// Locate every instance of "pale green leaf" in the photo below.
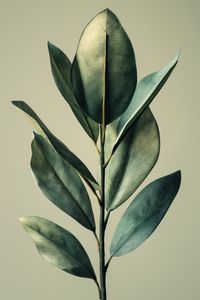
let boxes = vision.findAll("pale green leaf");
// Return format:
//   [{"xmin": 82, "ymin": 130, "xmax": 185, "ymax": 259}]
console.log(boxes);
[
  {"xmin": 113, "ymin": 53, "xmax": 179, "ymax": 154},
  {"xmin": 105, "ymin": 108, "xmax": 160, "ymax": 211},
  {"xmin": 20, "ymin": 216, "xmax": 96, "ymax": 279},
  {"xmin": 110, "ymin": 171, "xmax": 181, "ymax": 257},
  {"xmin": 31, "ymin": 133, "xmax": 95, "ymax": 231},
  {"xmin": 48, "ymin": 42, "xmax": 99, "ymax": 142},
  {"xmin": 71, "ymin": 9, "xmax": 137, "ymax": 124},
  {"xmin": 12, "ymin": 101, "xmax": 99, "ymax": 191}
]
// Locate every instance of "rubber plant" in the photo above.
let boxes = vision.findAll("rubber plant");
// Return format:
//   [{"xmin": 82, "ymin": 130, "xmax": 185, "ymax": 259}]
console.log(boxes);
[{"xmin": 12, "ymin": 9, "xmax": 181, "ymax": 300}]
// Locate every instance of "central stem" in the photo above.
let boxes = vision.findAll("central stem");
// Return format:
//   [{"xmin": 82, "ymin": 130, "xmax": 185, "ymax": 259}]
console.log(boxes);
[{"xmin": 99, "ymin": 124, "xmax": 106, "ymax": 300}]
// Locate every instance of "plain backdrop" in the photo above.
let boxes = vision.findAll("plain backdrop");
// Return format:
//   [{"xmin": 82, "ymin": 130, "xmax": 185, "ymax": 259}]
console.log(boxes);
[{"xmin": 1, "ymin": 0, "xmax": 199, "ymax": 299}]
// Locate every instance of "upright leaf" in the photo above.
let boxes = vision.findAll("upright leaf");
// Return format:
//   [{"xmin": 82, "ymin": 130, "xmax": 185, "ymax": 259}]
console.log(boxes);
[
  {"xmin": 110, "ymin": 171, "xmax": 181, "ymax": 257},
  {"xmin": 31, "ymin": 133, "xmax": 95, "ymax": 232},
  {"xmin": 12, "ymin": 101, "xmax": 99, "ymax": 191},
  {"xmin": 112, "ymin": 53, "xmax": 179, "ymax": 154},
  {"xmin": 105, "ymin": 108, "xmax": 160, "ymax": 211},
  {"xmin": 71, "ymin": 8, "xmax": 137, "ymax": 124},
  {"xmin": 20, "ymin": 216, "xmax": 96, "ymax": 279},
  {"xmin": 48, "ymin": 42, "xmax": 99, "ymax": 142}
]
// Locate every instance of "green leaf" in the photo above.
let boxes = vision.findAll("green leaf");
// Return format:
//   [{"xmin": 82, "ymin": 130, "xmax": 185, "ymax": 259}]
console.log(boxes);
[
  {"xmin": 48, "ymin": 42, "xmax": 99, "ymax": 142},
  {"xmin": 12, "ymin": 101, "xmax": 99, "ymax": 191},
  {"xmin": 71, "ymin": 9, "xmax": 137, "ymax": 124},
  {"xmin": 31, "ymin": 133, "xmax": 95, "ymax": 232},
  {"xmin": 20, "ymin": 216, "xmax": 96, "ymax": 279},
  {"xmin": 105, "ymin": 108, "xmax": 160, "ymax": 211},
  {"xmin": 112, "ymin": 53, "xmax": 179, "ymax": 154},
  {"xmin": 110, "ymin": 171, "xmax": 181, "ymax": 257}
]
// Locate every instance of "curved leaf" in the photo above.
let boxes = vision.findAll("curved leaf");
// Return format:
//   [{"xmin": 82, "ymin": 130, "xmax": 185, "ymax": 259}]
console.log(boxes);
[
  {"xmin": 71, "ymin": 8, "xmax": 137, "ymax": 124},
  {"xmin": 20, "ymin": 216, "xmax": 96, "ymax": 279},
  {"xmin": 48, "ymin": 42, "xmax": 99, "ymax": 142},
  {"xmin": 110, "ymin": 171, "xmax": 181, "ymax": 257},
  {"xmin": 31, "ymin": 133, "xmax": 95, "ymax": 232},
  {"xmin": 112, "ymin": 53, "xmax": 179, "ymax": 154},
  {"xmin": 105, "ymin": 108, "xmax": 160, "ymax": 211},
  {"xmin": 12, "ymin": 101, "xmax": 99, "ymax": 191}
]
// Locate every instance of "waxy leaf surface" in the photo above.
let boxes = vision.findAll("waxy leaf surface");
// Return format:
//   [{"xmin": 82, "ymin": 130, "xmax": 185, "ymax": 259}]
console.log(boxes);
[
  {"xmin": 110, "ymin": 171, "xmax": 181, "ymax": 257},
  {"xmin": 20, "ymin": 216, "xmax": 96, "ymax": 279},
  {"xmin": 113, "ymin": 53, "xmax": 179, "ymax": 154},
  {"xmin": 12, "ymin": 101, "xmax": 99, "ymax": 191},
  {"xmin": 105, "ymin": 108, "xmax": 160, "ymax": 211},
  {"xmin": 31, "ymin": 133, "xmax": 95, "ymax": 231},
  {"xmin": 71, "ymin": 9, "xmax": 137, "ymax": 124},
  {"xmin": 48, "ymin": 42, "xmax": 99, "ymax": 142}
]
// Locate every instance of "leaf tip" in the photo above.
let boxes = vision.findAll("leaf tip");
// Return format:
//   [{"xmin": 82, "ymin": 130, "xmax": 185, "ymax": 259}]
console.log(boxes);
[
  {"xmin": 11, "ymin": 100, "xmax": 27, "ymax": 110},
  {"xmin": 167, "ymin": 169, "xmax": 181, "ymax": 197},
  {"xmin": 100, "ymin": 8, "xmax": 115, "ymax": 18},
  {"xmin": 175, "ymin": 169, "xmax": 181, "ymax": 184},
  {"xmin": 32, "ymin": 131, "xmax": 38, "ymax": 138},
  {"xmin": 105, "ymin": 8, "xmax": 112, "ymax": 13},
  {"xmin": 19, "ymin": 216, "xmax": 26, "ymax": 225},
  {"xmin": 172, "ymin": 51, "xmax": 181, "ymax": 66},
  {"xmin": 47, "ymin": 41, "xmax": 54, "ymax": 51},
  {"xmin": 32, "ymin": 131, "xmax": 44, "ymax": 144},
  {"xmin": 11, "ymin": 100, "xmax": 20, "ymax": 107},
  {"xmin": 177, "ymin": 49, "xmax": 181, "ymax": 60}
]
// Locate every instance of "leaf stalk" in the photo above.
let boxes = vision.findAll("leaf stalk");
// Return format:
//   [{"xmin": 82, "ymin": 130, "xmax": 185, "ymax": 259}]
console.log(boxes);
[
  {"xmin": 105, "ymin": 256, "xmax": 112, "ymax": 273},
  {"xmin": 104, "ymin": 211, "xmax": 110, "ymax": 230}
]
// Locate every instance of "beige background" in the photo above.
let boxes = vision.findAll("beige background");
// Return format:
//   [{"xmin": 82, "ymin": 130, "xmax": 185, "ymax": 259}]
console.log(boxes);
[{"xmin": 1, "ymin": 0, "xmax": 199, "ymax": 299}]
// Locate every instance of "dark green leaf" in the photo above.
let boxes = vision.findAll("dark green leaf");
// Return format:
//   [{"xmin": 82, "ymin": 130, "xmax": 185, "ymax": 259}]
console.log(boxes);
[
  {"xmin": 48, "ymin": 42, "xmax": 99, "ymax": 142},
  {"xmin": 113, "ymin": 53, "xmax": 179, "ymax": 154},
  {"xmin": 71, "ymin": 9, "xmax": 137, "ymax": 124},
  {"xmin": 31, "ymin": 133, "xmax": 95, "ymax": 231},
  {"xmin": 105, "ymin": 108, "xmax": 160, "ymax": 211},
  {"xmin": 20, "ymin": 216, "xmax": 96, "ymax": 279},
  {"xmin": 12, "ymin": 101, "xmax": 99, "ymax": 191},
  {"xmin": 110, "ymin": 171, "xmax": 181, "ymax": 257}
]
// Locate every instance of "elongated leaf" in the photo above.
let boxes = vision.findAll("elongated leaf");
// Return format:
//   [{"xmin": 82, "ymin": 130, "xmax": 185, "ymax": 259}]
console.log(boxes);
[
  {"xmin": 105, "ymin": 108, "xmax": 160, "ymax": 211},
  {"xmin": 48, "ymin": 42, "xmax": 99, "ymax": 142},
  {"xmin": 112, "ymin": 53, "xmax": 179, "ymax": 154},
  {"xmin": 20, "ymin": 216, "xmax": 96, "ymax": 279},
  {"xmin": 12, "ymin": 101, "xmax": 99, "ymax": 191},
  {"xmin": 110, "ymin": 171, "xmax": 181, "ymax": 257},
  {"xmin": 71, "ymin": 9, "xmax": 137, "ymax": 124},
  {"xmin": 31, "ymin": 133, "xmax": 95, "ymax": 231}
]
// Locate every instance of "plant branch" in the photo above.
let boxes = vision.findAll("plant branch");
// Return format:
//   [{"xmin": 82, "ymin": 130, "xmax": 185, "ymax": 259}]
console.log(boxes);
[
  {"xmin": 95, "ymin": 143, "xmax": 101, "ymax": 155},
  {"xmin": 104, "ymin": 211, "xmax": 110, "ymax": 230},
  {"xmin": 99, "ymin": 124, "xmax": 107, "ymax": 300},
  {"xmin": 105, "ymin": 256, "xmax": 112, "ymax": 273},
  {"xmin": 103, "ymin": 153, "xmax": 112, "ymax": 169},
  {"xmin": 94, "ymin": 191, "xmax": 101, "ymax": 206},
  {"xmin": 84, "ymin": 179, "xmax": 101, "ymax": 206},
  {"xmin": 93, "ymin": 231, "xmax": 100, "ymax": 250}
]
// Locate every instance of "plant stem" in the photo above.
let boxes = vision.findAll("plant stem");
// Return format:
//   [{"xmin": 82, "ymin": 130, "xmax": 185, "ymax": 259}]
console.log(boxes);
[{"xmin": 99, "ymin": 124, "xmax": 107, "ymax": 300}]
